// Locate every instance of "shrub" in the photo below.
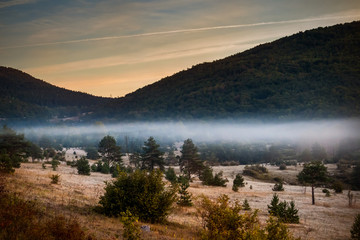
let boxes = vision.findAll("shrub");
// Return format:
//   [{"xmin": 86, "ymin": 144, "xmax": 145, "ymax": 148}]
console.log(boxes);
[
  {"xmin": 272, "ymin": 182, "xmax": 285, "ymax": 191},
  {"xmin": 268, "ymin": 194, "xmax": 299, "ymax": 224},
  {"xmin": 332, "ymin": 181, "xmax": 343, "ymax": 193},
  {"xmin": 77, "ymin": 157, "xmax": 90, "ymax": 175},
  {"xmin": 242, "ymin": 165, "xmax": 269, "ymax": 180},
  {"xmin": 242, "ymin": 199, "xmax": 251, "ymax": 210},
  {"xmin": 51, "ymin": 159, "xmax": 60, "ymax": 171},
  {"xmin": 322, "ymin": 188, "xmax": 331, "ymax": 197},
  {"xmin": 101, "ymin": 162, "xmax": 110, "ymax": 174},
  {"xmin": 120, "ymin": 210, "xmax": 142, "ymax": 240},
  {"xmin": 200, "ymin": 166, "xmax": 228, "ymax": 187},
  {"xmin": 50, "ymin": 174, "xmax": 60, "ymax": 184},
  {"xmin": 232, "ymin": 173, "xmax": 245, "ymax": 192},
  {"xmin": 198, "ymin": 194, "xmax": 297, "ymax": 240},
  {"xmin": 177, "ymin": 177, "xmax": 192, "ymax": 206},
  {"xmin": 99, "ymin": 169, "xmax": 176, "ymax": 223},
  {"xmin": 165, "ymin": 167, "xmax": 177, "ymax": 184},
  {"xmin": 351, "ymin": 214, "xmax": 360, "ymax": 239},
  {"xmin": 279, "ymin": 164, "xmax": 287, "ymax": 170},
  {"xmin": 42, "ymin": 162, "xmax": 46, "ymax": 169}
]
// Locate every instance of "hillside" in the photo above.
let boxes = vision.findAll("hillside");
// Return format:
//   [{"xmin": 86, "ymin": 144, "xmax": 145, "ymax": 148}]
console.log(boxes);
[
  {"xmin": 103, "ymin": 21, "xmax": 360, "ymax": 120},
  {"xmin": 0, "ymin": 67, "xmax": 111, "ymax": 121},
  {"xmin": 1, "ymin": 21, "xmax": 360, "ymax": 122}
]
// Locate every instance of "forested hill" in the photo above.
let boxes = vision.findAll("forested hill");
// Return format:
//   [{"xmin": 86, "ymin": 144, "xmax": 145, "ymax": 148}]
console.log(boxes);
[
  {"xmin": 102, "ymin": 21, "xmax": 360, "ymax": 120},
  {"xmin": 0, "ymin": 67, "xmax": 110, "ymax": 120}
]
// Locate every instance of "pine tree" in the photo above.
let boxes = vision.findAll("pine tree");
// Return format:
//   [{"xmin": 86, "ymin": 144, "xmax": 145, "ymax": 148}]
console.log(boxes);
[
  {"xmin": 141, "ymin": 137, "xmax": 164, "ymax": 171},
  {"xmin": 179, "ymin": 139, "xmax": 204, "ymax": 179}
]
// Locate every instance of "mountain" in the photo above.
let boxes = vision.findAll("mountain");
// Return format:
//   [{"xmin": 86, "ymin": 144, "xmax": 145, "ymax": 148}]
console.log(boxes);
[
  {"xmin": 0, "ymin": 67, "xmax": 110, "ymax": 121},
  {"xmin": 102, "ymin": 21, "xmax": 360, "ymax": 120},
  {"xmin": 1, "ymin": 21, "xmax": 360, "ymax": 123}
]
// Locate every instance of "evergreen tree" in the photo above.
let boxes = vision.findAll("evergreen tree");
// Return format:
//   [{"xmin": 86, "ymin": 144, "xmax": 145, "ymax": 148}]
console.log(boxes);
[
  {"xmin": 77, "ymin": 157, "xmax": 91, "ymax": 175},
  {"xmin": 177, "ymin": 177, "xmax": 193, "ymax": 206},
  {"xmin": 141, "ymin": 137, "xmax": 165, "ymax": 171},
  {"xmin": 232, "ymin": 173, "xmax": 245, "ymax": 192},
  {"xmin": 179, "ymin": 139, "xmax": 204, "ymax": 179},
  {"xmin": 297, "ymin": 161, "xmax": 328, "ymax": 205},
  {"xmin": 98, "ymin": 135, "xmax": 122, "ymax": 166}
]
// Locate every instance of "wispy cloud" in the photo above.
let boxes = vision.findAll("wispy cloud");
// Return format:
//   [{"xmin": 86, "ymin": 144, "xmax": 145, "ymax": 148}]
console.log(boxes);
[
  {"xmin": 0, "ymin": 0, "xmax": 36, "ymax": 9},
  {"xmin": 2, "ymin": 14, "xmax": 359, "ymax": 50}
]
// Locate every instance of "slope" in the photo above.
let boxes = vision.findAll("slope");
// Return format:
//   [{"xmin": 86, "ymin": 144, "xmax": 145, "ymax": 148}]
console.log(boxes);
[
  {"xmin": 0, "ymin": 66, "xmax": 110, "ymax": 121},
  {"xmin": 105, "ymin": 21, "xmax": 360, "ymax": 120}
]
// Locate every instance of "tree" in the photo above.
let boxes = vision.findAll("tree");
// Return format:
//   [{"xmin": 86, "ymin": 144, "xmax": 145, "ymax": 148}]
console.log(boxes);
[
  {"xmin": 0, "ymin": 126, "xmax": 30, "ymax": 172},
  {"xmin": 140, "ymin": 137, "xmax": 164, "ymax": 171},
  {"xmin": 297, "ymin": 161, "xmax": 328, "ymax": 205},
  {"xmin": 77, "ymin": 157, "xmax": 90, "ymax": 175},
  {"xmin": 179, "ymin": 139, "xmax": 204, "ymax": 179},
  {"xmin": 232, "ymin": 173, "xmax": 245, "ymax": 192},
  {"xmin": 85, "ymin": 147, "xmax": 99, "ymax": 160},
  {"xmin": 177, "ymin": 176, "xmax": 193, "ymax": 206},
  {"xmin": 99, "ymin": 169, "xmax": 176, "ymax": 223},
  {"xmin": 268, "ymin": 194, "xmax": 299, "ymax": 224},
  {"xmin": 98, "ymin": 135, "xmax": 122, "ymax": 166}
]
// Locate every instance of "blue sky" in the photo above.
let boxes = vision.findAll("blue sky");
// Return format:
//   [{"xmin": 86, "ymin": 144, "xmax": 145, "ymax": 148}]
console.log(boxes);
[{"xmin": 1, "ymin": 0, "xmax": 360, "ymax": 97}]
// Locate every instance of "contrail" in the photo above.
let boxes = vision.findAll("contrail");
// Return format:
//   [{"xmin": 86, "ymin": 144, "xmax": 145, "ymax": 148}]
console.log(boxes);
[{"xmin": 1, "ymin": 15, "xmax": 358, "ymax": 50}]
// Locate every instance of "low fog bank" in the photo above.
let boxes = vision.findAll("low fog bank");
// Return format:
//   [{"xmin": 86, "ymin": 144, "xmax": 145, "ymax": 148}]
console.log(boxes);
[{"xmin": 17, "ymin": 118, "xmax": 360, "ymax": 146}]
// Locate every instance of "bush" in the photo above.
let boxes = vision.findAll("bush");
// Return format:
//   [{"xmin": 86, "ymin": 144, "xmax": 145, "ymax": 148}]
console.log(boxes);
[
  {"xmin": 322, "ymin": 188, "xmax": 331, "ymax": 197},
  {"xmin": 272, "ymin": 182, "xmax": 284, "ymax": 191},
  {"xmin": 77, "ymin": 157, "xmax": 90, "ymax": 175},
  {"xmin": 232, "ymin": 173, "xmax": 245, "ymax": 192},
  {"xmin": 165, "ymin": 167, "xmax": 177, "ymax": 184},
  {"xmin": 279, "ymin": 164, "xmax": 287, "ymax": 170},
  {"xmin": 177, "ymin": 177, "xmax": 192, "ymax": 206},
  {"xmin": 50, "ymin": 174, "xmax": 60, "ymax": 184},
  {"xmin": 99, "ymin": 169, "xmax": 176, "ymax": 223},
  {"xmin": 198, "ymin": 194, "xmax": 297, "ymax": 240},
  {"xmin": 351, "ymin": 214, "xmax": 360, "ymax": 239},
  {"xmin": 242, "ymin": 199, "xmax": 251, "ymax": 210},
  {"xmin": 101, "ymin": 162, "xmax": 110, "ymax": 174},
  {"xmin": 51, "ymin": 159, "xmax": 60, "ymax": 171},
  {"xmin": 120, "ymin": 210, "xmax": 141, "ymax": 240},
  {"xmin": 268, "ymin": 194, "xmax": 299, "ymax": 224},
  {"xmin": 332, "ymin": 181, "xmax": 343, "ymax": 193},
  {"xmin": 242, "ymin": 165, "xmax": 269, "ymax": 180},
  {"xmin": 200, "ymin": 166, "xmax": 228, "ymax": 187}
]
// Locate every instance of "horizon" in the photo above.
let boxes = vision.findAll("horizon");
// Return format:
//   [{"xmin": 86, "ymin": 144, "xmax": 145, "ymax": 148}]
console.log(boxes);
[{"xmin": 1, "ymin": 1, "xmax": 360, "ymax": 97}]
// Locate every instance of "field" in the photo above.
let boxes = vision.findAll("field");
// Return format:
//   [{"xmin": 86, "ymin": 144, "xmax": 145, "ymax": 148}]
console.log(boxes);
[{"xmin": 4, "ymin": 160, "xmax": 360, "ymax": 240}]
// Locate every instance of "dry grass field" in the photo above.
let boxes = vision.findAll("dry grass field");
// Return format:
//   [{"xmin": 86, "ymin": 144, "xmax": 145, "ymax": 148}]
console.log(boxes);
[{"xmin": 4, "ymin": 162, "xmax": 360, "ymax": 240}]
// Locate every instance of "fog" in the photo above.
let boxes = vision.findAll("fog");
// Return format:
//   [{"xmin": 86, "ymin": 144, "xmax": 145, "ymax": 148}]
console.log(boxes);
[{"xmin": 17, "ymin": 118, "xmax": 360, "ymax": 146}]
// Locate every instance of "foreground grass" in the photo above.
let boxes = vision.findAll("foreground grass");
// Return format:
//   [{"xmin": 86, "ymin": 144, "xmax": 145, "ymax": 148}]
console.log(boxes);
[{"xmin": 1, "ymin": 163, "xmax": 359, "ymax": 239}]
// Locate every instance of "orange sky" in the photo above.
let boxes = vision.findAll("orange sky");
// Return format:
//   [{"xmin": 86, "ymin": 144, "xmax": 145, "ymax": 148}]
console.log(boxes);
[{"xmin": 1, "ymin": 0, "xmax": 360, "ymax": 97}]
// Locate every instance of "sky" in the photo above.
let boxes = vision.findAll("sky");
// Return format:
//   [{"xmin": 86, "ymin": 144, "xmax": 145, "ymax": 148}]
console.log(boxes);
[{"xmin": 1, "ymin": 0, "xmax": 360, "ymax": 98}]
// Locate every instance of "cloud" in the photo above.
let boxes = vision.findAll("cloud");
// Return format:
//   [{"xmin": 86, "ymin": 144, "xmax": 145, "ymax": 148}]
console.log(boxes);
[
  {"xmin": 0, "ymin": 0, "xmax": 36, "ymax": 8},
  {"xmin": 2, "ymin": 14, "xmax": 359, "ymax": 50}
]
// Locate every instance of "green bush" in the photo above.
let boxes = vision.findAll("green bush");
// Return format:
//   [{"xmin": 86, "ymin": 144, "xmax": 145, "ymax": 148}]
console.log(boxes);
[
  {"xmin": 120, "ymin": 210, "xmax": 142, "ymax": 240},
  {"xmin": 332, "ymin": 181, "xmax": 343, "ymax": 193},
  {"xmin": 232, "ymin": 173, "xmax": 245, "ymax": 192},
  {"xmin": 200, "ymin": 166, "xmax": 228, "ymax": 187},
  {"xmin": 322, "ymin": 188, "xmax": 331, "ymax": 197},
  {"xmin": 51, "ymin": 159, "xmax": 60, "ymax": 171},
  {"xmin": 165, "ymin": 167, "xmax": 177, "ymax": 184},
  {"xmin": 279, "ymin": 164, "xmax": 287, "ymax": 170},
  {"xmin": 99, "ymin": 169, "xmax": 176, "ymax": 223},
  {"xmin": 268, "ymin": 194, "xmax": 299, "ymax": 224},
  {"xmin": 198, "ymin": 194, "xmax": 297, "ymax": 240},
  {"xmin": 177, "ymin": 177, "xmax": 192, "ymax": 206},
  {"xmin": 351, "ymin": 214, "xmax": 360, "ymax": 239},
  {"xmin": 77, "ymin": 157, "xmax": 90, "ymax": 175},
  {"xmin": 272, "ymin": 182, "xmax": 284, "ymax": 191},
  {"xmin": 50, "ymin": 174, "xmax": 60, "ymax": 184},
  {"xmin": 242, "ymin": 199, "xmax": 251, "ymax": 210}
]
